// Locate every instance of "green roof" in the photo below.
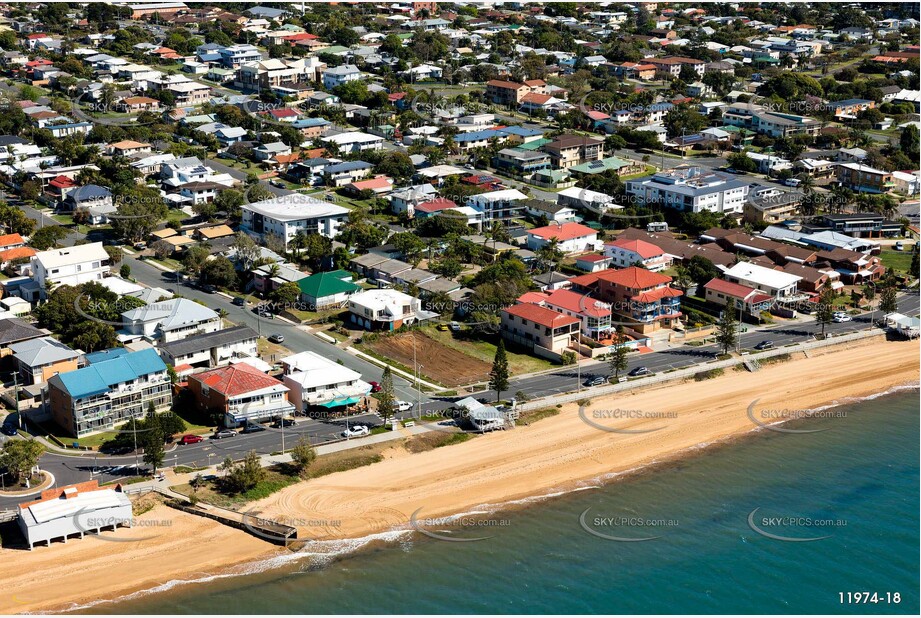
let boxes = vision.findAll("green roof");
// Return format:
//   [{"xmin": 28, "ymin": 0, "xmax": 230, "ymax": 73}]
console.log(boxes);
[
  {"xmin": 532, "ymin": 169, "xmax": 571, "ymax": 182},
  {"xmin": 397, "ymin": 33, "xmax": 414, "ymax": 40},
  {"xmin": 569, "ymin": 156, "xmax": 633, "ymax": 175},
  {"xmin": 297, "ymin": 270, "xmax": 360, "ymax": 299},
  {"xmin": 324, "ymin": 45, "xmax": 350, "ymax": 54},
  {"xmin": 515, "ymin": 138, "xmax": 552, "ymax": 151}
]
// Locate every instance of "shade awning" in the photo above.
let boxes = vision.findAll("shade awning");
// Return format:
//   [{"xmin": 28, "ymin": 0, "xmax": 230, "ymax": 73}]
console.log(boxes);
[{"xmin": 319, "ymin": 396, "xmax": 362, "ymax": 408}]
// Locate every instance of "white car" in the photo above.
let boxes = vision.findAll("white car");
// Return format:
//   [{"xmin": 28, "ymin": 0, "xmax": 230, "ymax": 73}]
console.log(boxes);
[
  {"xmin": 833, "ymin": 314, "xmax": 852, "ymax": 323},
  {"xmin": 396, "ymin": 400, "xmax": 413, "ymax": 412},
  {"xmin": 341, "ymin": 425, "xmax": 370, "ymax": 438}
]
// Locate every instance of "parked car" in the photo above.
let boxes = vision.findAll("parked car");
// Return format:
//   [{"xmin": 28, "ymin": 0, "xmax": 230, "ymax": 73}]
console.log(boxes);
[
  {"xmin": 628, "ymin": 366, "xmax": 652, "ymax": 377},
  {"xmin": 369, "ymin": 381, "xmax": 382, "ymax": 393},
  {"xmin": 341, "ymin": 425, "xmax": 370, "ymax": 438},
  {"xmin": 268, "ymin": 333, "xmax": 285, "ymax": 344},
  {"xmin": 754, "ymin": 340, "xmax": 774, "ymax": 351},
  {"xmin": 833, "ymin": 314, "xmax": 852, "ymax": 323},
  {"xmin": 583, "ymin": 376, "xmax": 608, "ymax": 387},
  {"xmin": 232, "ymin": 297, "xmax": 246, "ymax": 306},
  {"xmin": 179, "ymin": 434, "xmax": 203, "ymax": 445},
  {"xmin": 437, "ymin": 323, "xmax": 449, "ymax": 331},
  {"xmin": 199, "ymin": 283, "xmax": 216, "ymax": 294},
  {"xmin": 894, "ymin": 241, "xmax": 904, "ymax": 251},
  {"xmin": 1, "ymin": 424, "xmax": 17, "ymax": 436},
  {"xmin": 723, "ymin": 167, "xmax": 740, "ymax": 174},
  {"xmin": 211, "ymin": 429, "xmax": 237, "ymax": 439},
  {"xmin": 396, "ymin": 400, "xmax": 413, "ymax": 412},
  {"xmin": 784, "ymin": 178, "xmax": 802, "ymax": 187},
  {"xmin": 241, "ymin": 423, "xmax": 266, "ymax": 434},
  {"xmin": 133, "ymin": 241, "xmax": 147, "ymax": 250},
  {"xmin": 270, "ymin": 180, "xmax": 286, "ymax": 188},
  {"xmin": 448, "ymin": 321, "xmax": 461, "ymax": 332},
  {"xmin": 272, "ymin": 418, "xmax": 296, "ymax": 428}
]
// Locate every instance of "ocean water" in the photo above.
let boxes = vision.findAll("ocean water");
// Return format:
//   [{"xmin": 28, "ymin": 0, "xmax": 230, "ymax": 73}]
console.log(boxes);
[{"xmin": 85, "ymin": 389, "xmax": 919, "ymax": 615}]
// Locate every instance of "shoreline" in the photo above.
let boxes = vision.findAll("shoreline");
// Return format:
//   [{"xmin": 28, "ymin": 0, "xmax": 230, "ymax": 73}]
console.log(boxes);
[{"xmin": 1, "ymin": 336, "xmax": 917, "ymax": 614}]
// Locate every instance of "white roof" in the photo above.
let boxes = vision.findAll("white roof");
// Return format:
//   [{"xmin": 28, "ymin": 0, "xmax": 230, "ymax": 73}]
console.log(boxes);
[
  {"xmin": 23, "ymin": 489, "xmax": 130, "ymax": 526},
  {"xmin": 558, "ymin": 187, "xmax": 614, "ymax": 203},
  {"xmin": 723, "ymin": 262, "xmax": 802, "ymax": 288},
  {"xmin": 96, "ymin": 277, "xmax": 145, "ymax": 296},
  {"xmin": 467, "ymin": 189, "xmax": 528, "ymax": 203},
  {"xmin": 243, "ymin": 194, "xmax": 349, "ymax": 222},
  {"xmin": 282, "ymin": 350, "xmax": 363, "ymax": 388},
  {"xmin": 121, "ymin": 298, "xmax": 217, "ymax": 330},
  {"xmin": 349, "ymin": 288, "xmax": 416, "ymax": 316},
  {"xmin": 322, "ymin": 131, "xmax": 383, "ymax": 145},
  {"xmin": 33, "ymin": 242, "xmax": 108, "ymax": 270}
]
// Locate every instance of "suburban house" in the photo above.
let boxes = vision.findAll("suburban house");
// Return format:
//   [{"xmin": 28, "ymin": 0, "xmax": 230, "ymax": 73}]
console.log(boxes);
[
  {"xmin": 517, "ymin": 288, "xmax": 613, "ymax": 339},
  {"xmin": 324, "ymin": 160, "xmax": 373, "ymax": 186},
  {"xmin": 156, "ymin": 325, "xmax": 260, "ymax": 369},
  {"xmin": 814, "ymin": 213, "xmax": 902, "ymax": 238},
  {"xmin": 17, "ymin": 481, "xmax": 133, "ymax": 550},
  {"xmin": 47, "ymin": 348, "xmax": 171, "ymax": 438},
  {"xmin": 703, "ymin": 277, "xmax": 775, "ymax": 317},
  {"xmin": 9, "ymin": 336, "xmax": 81, "ymax": 385},
  {"xmin": 251, "ymin": 263, "xmax": 308, "ymax": 296},
  {"xmin": 29, "ymin": 242, "xmax": 110, "ymax": 298},
  {"xmin": 281, "ymin": 351, "xmax": 372, "ymax": 413},
  {"xmin": 571, "ymin": 267, "xmax": 683, "ymax": 333},
  {"xmin": 604, "ymin": 238, "xmax": 672, "ymax": 271},
  {"xmin": 120, "ymin": 298, "xmax": 221, "ymax": 344},
  {"xmin": 297, "ymin": 270, "xmax": 361, "ymax": 310},
  {"xmin": 241, "ymin": 194, "xmax": 349, "ymax": 248},
  {"xmin": 322, "ymin": 64, "xmax": 361, "ymax": 90},
  {"xmin": 493, "ymin": 148, "xmax": 552, "ymax": 176},
  {"xmin": 348, "ymin": 288, "xmax": 424, "ymax": 331},
  {"xmin": 322, "ymin": 131, "xmax": 384, "ymax": 153},
  {"xmin": 466, "ymin": 189, "xmax": 529, "ymax": 225},
  {"xmin": 500, "ymin": 302, "xmax": 580, "ymax": 359},
  {"xmin": 527, "ymin": 222, "xmax": 600, "ymax": 255},
  {"xmin": 187, "ymin": 362, "xmax": 296, "ymax": 427},
  {"xmin": 721, "ymin": 262, "xmax": 802, "ymax": 299},
  {"xmin": 836, "ymin": 163, "xmax": 895, "ymax": 194},
  {"xmin": 542, "ymin": 135, "xmax": 604, "ymax": 169},
  {"xmin": 647, "ymin": 56, "xmax": 706, "ymax": 77},
  {"xmin": 557, "ymin": 186, "xmax": 619, "ymax": 216},
  {"xmin": 389, "ymin": 184, "xmax": 438, "ymax": 217},
  {"xmin": 486, "ymin": 79, "xmax": 529, "ymax": 105}
]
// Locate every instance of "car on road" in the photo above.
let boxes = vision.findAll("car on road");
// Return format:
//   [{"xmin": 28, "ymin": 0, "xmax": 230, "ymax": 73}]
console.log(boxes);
[
  {"xmin": 272, "ymin": 418, "xmax": 296, "ymax": 428},
  {"xmin": 784, "ymin": 178, "xmax": 802, "ymax": 187},
  {"xmin": 628, "ymin": 366, "xmax": 652, "ymax": 377},
  {"xmin": 722, "ymin": 167, "xmax": 740, "ymax": 174},
  {"xmin": 211, "ymin": 429, "xmax": 237, "ymax": 439},
  {"xmin": 199, "ymin": 283, "xmax": 217, "ymax": 294},
  {"xmin": 1, "ymin": 424, "xmax": 17, "ymax": 436},
  {"xmin": 241, "ymin": 423, "xmax": 267, "ymax": 434},
  {"xmin": 267, "ymin": 333, "xmax": 285, "ymax": 344},
  {"xmin": 179, "ymin": 434, "xmax": 203, "ymax": 445},
  {"xmin": 255, "ymin": 307, "xmax": 274, "ymax": 319},
  {"xmin": 396, "ymin": 400, "xmax": 413, "ymax": 412},
  {"xmin": 341, "ymin": 425, "xmax": 370, "ymax": 438},
  {"xmin": 754, "ymin": 340, "xmax": 774, "ymax": 351},
  {"xmin": 583, "ymin": 376, "xmax": 608, "ymax": 387},
  {"xmin": 270, "ymin": 180, "xmax": 286, "ymax": 188},
  {"xmin": 369, "ymin": 381, "xmax": 381, "ymax": 393},
  {"xmin": 833, "ymin": 314, "xmax": 852, "ymax": 323},
  {"xmin": 232, "ymin": 297, "xmax": 246, "ymax": 306}
]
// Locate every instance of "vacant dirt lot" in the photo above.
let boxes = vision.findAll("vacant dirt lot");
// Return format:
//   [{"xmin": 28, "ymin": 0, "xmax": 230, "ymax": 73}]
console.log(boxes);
[{"xmin": 366, "ymin": 332, "xmax": 491, "ymax": 386}]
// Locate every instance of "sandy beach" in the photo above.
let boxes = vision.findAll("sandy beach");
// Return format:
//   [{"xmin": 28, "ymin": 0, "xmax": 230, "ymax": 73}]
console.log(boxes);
[{"xmin": 1, "ymin": 336, "xmax": 916, "ymax": 614}]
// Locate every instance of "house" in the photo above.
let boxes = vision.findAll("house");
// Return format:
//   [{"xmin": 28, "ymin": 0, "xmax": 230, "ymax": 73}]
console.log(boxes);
[
  {"xmin": 62, "ymin": 185, "xmax": 115, "ymax": 223},
  {"xmin": 647, "ymin": 56, "xmax": 706, "ymax": 77},
  {"xmin": 345, "ymin": 175, "xmax": 393, "ymax": 196},
  {"xmin": 47, "ymin": 348, "xmax": 171, "ymax": 438},
  {"xmin": 323, "ymin": 64, "xmax": 361, "ymax": 90},
  {"xmin": 625, "ymin": 167, "xmax": 749, "ymax": 214},
  {"xmin": 348, "ymin": 288, "xmax": 424, "ymax": 331},
  {"xmin": 542, "ymin": 135, "xmax": 604, "ymax": 169},
  {"xmin": 518, "ymin": 287, "xmax": 613, "ymax": 339},
  {"xmin": 722, "ymin": 103, "xmax": 821, "ymax": 138},
  {"xmin": 282, "ymin": 351, "xmax": 372, "ymax": 413},
  {"xmin": 557, "ymin": 186, "xmax": 620, "ymax": 216},
  {"xmin": 389, "ymin": 184, "xmax": 438, "ymax": 217},
  {"xmin": 527, "ymin": 222, "xmax": 600, "ymax": 255},
  {"xmin": 571, "ymin": 267, "xmax": 682, "ymax": 333},
  {"xmin": 219, "ymin": 44, "xmax": 262, "ymax": 69},
  {"xmin": 0, "ymin": 318, "xmax": 46, "ymax": 351},
  {"xmin": 157, "ymin": 325, "xmax": 260, "ymax": 369},
  {"xmin": 10, "ymin": 336, "xmax": 81, "ymax": 386},
  {"xmin": 188, "ymin": 362, "xmax": 295, "ymax": 427},
  {"xmin": 493, "ymin": 148, "xmax": 551, "ymax": 176},
  {"xmin": 703, "ymin": 277, "xmax": 774, "ymax": 316},
  {"xmin": 29, "ymin": 242, "xmax": 110, "ymax": 298},
  {"xmin": 253, "ymin": 141, "xmax": 292, "ymax": 162},
  {"xmin": 837, "ymin": 163, "xmax": 894, "ymax": 194},
  {"xmin": 106, "ymin": 140, "xmax": 152, "ymax": 157},
  {"xmin": 500, "ymin": 302, "xmax": 580, "ymax": 359},
  {"xmin": 743, "ymin": 186, "xmax": 803, "ymax": 224},
  {"xmin": 17, "ymin": 481, "xmax": 133, "ymax": 550},
  {"xmin": 721, "ymin": 262, "xmax": 802, "ymax": 299},
  {"xmin": 324, "ymin": 160, "xmax": 373, "ymax": 187},
  {"xmin": 466, "ymin": 189, "xmax": 529, "ymax": 225},
  {"xmin": 604, "ymin": 238, "xmax": 672, "ymax": 271},
  {"xmin": 523, "ymin": 199, "xmax": 577, "ymax": 224},
  {"xmin": 322, "ymin": 131, "xmax": 384, "ymax": 153},
  {"xmin": 251, "ymin": 262, "xmax": 308, "ymax": 296},
  {"xmin": 241, "ymin": 194, "xmax": 349, "ymax": 248},
  {"xmin": 297, "ymin": 270, "xmax": 361, "ymax": 310},
  {"xmin": 121, "ymin": 298, "xmax": 221, "ymax": 343}
]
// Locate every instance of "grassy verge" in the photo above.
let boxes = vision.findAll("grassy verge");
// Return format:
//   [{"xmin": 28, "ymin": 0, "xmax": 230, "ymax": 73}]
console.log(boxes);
[
  {"xmin": 404, "ymin": 432, "xmax": 473, "ymax": 453},
  {"xmin": 879, "ymin": 249, "xmax": 913, "ymax": 274},
  {"xmin": 518, "ymin": 407, "xmax": 560, "ymax": 425}
]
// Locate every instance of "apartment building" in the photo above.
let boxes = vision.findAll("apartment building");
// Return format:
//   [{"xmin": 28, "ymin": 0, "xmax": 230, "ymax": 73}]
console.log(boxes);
[
  {"xmin": 322, "ymin": 64, "xmax": 361, "ymax": 90},
  {"xmin": 241, "ymin": 194, "xmax": 349, "ymax": 248},
  {"xmin": 235, "ymin": 57, "xmax": 324, "ymax": 92},
  {"xmin": 188, "ymin": 362, "xmax": 295, "ymax": 427},
  {"xmin": 571, "ymin": 267, "xmax": 682, "ymax": 333},
  {"xmin": 121, "ymin": 298, "xmax": 221, "ymax": 344},
  {"xmin": 30, "ymin": 242, "xmax": 110, "ymax": 296},
  {"xmin": 722, "ymin": 103, "xmax": 821, "ymax": 137},
  {"xmin": 500, "ymin": 302, "xmax": 580, "ymax": 358},
  {"xmin": 486, "ymin": 79, "xmax": 529, "ymax": 105},
  {"xmin": 219, "ymin": 44, "xmax": 262, "ymax": 68},
  {"xmin": 518, "ymin": 288, "xmax": 613, "ymax": 339},
  {"xmin": 647, "ymin": 56, "xmax": 706, "ymax": 77},
  {"xmin": 157, "ymin": 325, "xmax": 260, "ymax": 369},
  {"xmin": 47, "ymin": 348, "xmax": 171, "ymax": 438},
  {"xmin": 542, "ymin": 135, "xmax": 604, "ymax": 169},
  {"xmin": 604, "ymin": 238, "xmax": 672, "ymax": 271},
  {"xmin": 625, "ymin": 167, "xmax": 749, "ymax": 214},
  {"xmin": 348, "ymin": 288, "xmax": 423, "ymax": 331},
  {"xmin": 281, "ymin": 351, "xmax": 372, "ymax": 414},
  {"xmin": 836, "ymin": 163, "xmax": 895, "ymax": 194},
  {"xmin": 466, "ymin": 189, "xmax": 529, "ymax": 225}
]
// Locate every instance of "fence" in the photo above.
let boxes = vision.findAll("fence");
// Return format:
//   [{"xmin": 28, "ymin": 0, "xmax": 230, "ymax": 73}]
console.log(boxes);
[{"xmin": 518, "ymin": 329, "xmax": 884, "ymax": 412}]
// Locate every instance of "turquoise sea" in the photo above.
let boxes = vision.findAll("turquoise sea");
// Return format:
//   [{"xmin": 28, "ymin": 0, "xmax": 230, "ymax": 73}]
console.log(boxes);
[{"xmin": 85, "ymin": 389, "xmax": 919, "ymax": 615}]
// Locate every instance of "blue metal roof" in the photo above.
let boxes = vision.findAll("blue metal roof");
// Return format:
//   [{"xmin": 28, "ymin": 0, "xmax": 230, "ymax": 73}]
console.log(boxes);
[
  {"xmin": 454, "ymin": 129, "xmax": 503, "ymax": 142},
  {"xmin": 499, "ymin": 126, "xmax": 544, "ymax": 137},
  {"xmin": 325, "ymin": 160, "xmax": 372, "ymax": 173},
  {"xmin": 58, "ymin": 348, "xmax": 166, "ymax": 400}
]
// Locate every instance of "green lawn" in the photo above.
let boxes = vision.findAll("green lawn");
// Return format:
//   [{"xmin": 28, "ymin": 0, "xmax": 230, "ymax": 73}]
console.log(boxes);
[
  {"xmin": 879, "ymin": 250, "xmax": 914, "ymax": 274},
  {"xmin": 420, "ymin": 325, "xmax": 555, "ymax": 376}
]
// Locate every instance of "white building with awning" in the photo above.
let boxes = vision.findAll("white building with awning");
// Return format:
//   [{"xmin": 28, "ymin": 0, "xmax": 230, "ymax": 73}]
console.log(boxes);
[{"xmin": 281, "ymin": 351, "xmax": 371, "ymax": 413}]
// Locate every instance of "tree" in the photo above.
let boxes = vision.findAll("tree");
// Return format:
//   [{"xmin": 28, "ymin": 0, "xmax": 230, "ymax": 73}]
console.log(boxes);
[
  {"xmin": 900, "ymin": 124, "xmax": 920, "ymax": 160},
  {"xmin": 290, "ymin": 437, "xmax": 316, "ymax": 472},
  {"xmin": 607, "ymin": 328, "xmax": 629, "ymax": 383},
  {"xmin": 268, "ymin": 281, "xmax": 300, "ymax": 308},
  {"xmin": 878, "ymin": 285, "xmax": 898, "ymax": 316},
  {"xmin": 226, "ymin": 450, "xmax": 266, "ymax": 493},
  {"xmin": 201, "ymin": 256, "xmax": 237, "ymax": 288},
  {"xmin": 0, "ymin": 439, "xmax": 45, "ymax": 484},
  {"xmin": 910, "ymin": 251, "xmax": 919, "ymax": 280},
  {"xmin": 231, "ymin": 232, "xmax": 260, "ymax": 271},
  {"xmin": 142, "ymin": 425, "xmax": 165, "ymax": 473},
  {"xmin": 182, "ymin": 244, "xmax": 212, "ymax": 282},
  {"xmin": 716, "ymin": 307, "xmax": 737, "ymax": 355},
  {"xmin": 489, "ymin": 340, "xmax": 510, "ymax": 402},
  {"xmin": 815, "ymin": 284, "xmax": 836, "ymax": 338},
  {"xmin": 29, "ymin": 226, "xmax": 70, "ymax": 250},
  {"xmin": 120, "ymin": 264, "xmax": 131, "ymax": 278},
  {"xmin": 104, "ymin": 246, "xmax": 123, "ymax": 265},
  {"xmin": 377, "ymin": 366, "xmax": 397, "ymax": 424},
  {"xmin": 215, "ymin": 189, "xmax": 245, "ymax": 220},
  {"xmin": 0, "ymin": 202, "xmax": 36, "ymax": 236}
]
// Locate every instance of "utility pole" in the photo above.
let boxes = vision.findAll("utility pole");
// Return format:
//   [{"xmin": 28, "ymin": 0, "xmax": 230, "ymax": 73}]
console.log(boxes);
[{"xmin": 13, "ymin": 372, "xmax": 20, "ymax": 430}]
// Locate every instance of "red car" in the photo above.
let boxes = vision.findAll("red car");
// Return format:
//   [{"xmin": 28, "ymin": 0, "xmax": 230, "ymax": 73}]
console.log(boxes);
[
  {"xmin": 179, "ymin": 434, "xmax": 204, "ymax": 445},
  {"xmin": 369, "ymin": 381, "xmax": 381, "ymax": 393}
]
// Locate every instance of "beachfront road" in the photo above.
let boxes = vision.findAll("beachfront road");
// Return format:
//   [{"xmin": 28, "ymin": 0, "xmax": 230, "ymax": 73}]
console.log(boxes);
[{"xmin": 467, "ymin": 292, "xmax": 920, "ymax": 402}]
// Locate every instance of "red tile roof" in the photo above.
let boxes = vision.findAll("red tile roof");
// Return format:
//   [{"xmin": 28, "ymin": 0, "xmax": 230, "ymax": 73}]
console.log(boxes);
[
  {"xmin": 606, "ymin": 238, "xmax": 665, "ymax": 259},
  {"xmin": 415, "ymin": 197, "xmax": 457, "ymax": 213},
  {"xmin": 703, "ymin": 277, "xmax": 759, "ymax": 299},
  {"xmin": 632, "ymin": 287, "xmax": 682, "ymax": 303},
  {"xmin": 576, "ymin": 253, "xmax": 608, "ymax": 263},
  {"xmin": 0, "ymin": 246, "xmax": 36, "ymax": 262},
  {"xmin": 192, "ymin": 362, "xmax": 282, "ymax": 397},
  {"xmin": 487, "ymin": 79, "xmax": 526, "ymax": 90},
  {"xmin": 504, "ymin": 302, "xmax": 579, "ymax": 328},
  {"xmin": 0, "ymin": 233, "xmax": 26, "ymax": 248},
  {"xmin": 594, "ymin": 266, "xmax": 673, "ymax": 289},
  {"xmin": 521, "ymin": 92, "xmax": 552, "ymax": 105},
  {"xmin": 545, "ymin": 288, "xmax": 610, "ymax": 317},
  {"xmin": 528, "ymin": 222, "xmax": 598, "ymax": 242}
]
